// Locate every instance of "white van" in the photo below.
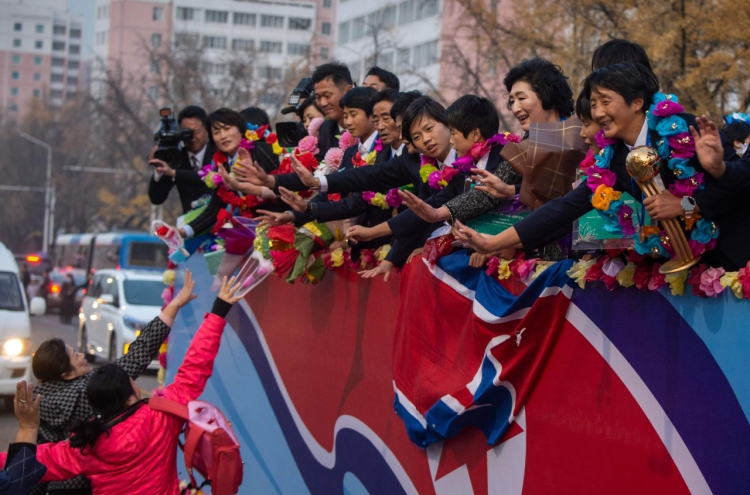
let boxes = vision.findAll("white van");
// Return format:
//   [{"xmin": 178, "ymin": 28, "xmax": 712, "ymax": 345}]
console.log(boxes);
[{"xmin": 0, "ymin": 242, "xmax": 42, "ymax": 396}]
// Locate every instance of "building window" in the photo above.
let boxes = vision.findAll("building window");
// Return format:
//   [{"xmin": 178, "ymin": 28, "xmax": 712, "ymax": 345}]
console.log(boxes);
[
  {"xmin": 202, "ymin": 36, "xmax": 228, "ymax": 49},
  {"xmin": 175, "ymin": 33, "xmax": 199, "ymax": 48},
  {"xmin": 11, "ymin": 71, "xmax": 19, "ymax": 80},
  {"xmin": 287, "ymin": 43, "xmax": 310, "ymax": 55},
  {"xmin": 11, "ymin": 55, "xmax": 21, "ymax": 64},
  {"xmin": 36, "ymin": 24, "xmax": 44, "ymax": 33},
  {"xmin": 52, "ymin": 58, "xmax": 65, "ymax": 67},
  {"xmin": 413, "ymin": 40, "xmax": 438, "ymax": 68},
  {"xmin": 51, "ymin": 74, "xmax": 64, "ymax": 83},
  {"xmin": 70, "ymin": 28, "xmax": 81, "ymax": 39},
  {"xmin": 383, "ymin": 6, "xmax": 397, "ymax": 28},
  {"xmin": 398, "ymin": 0, "xmax": 414, "ymax": 25},
  {"xmin": 151, "ymin": 34, "xmax": 162, "ymax": 47},
  {"xmin": 50, "ymin": 89, "xmax": 62, "ymax": 99},
  {"xmin": 289, "ymin": 17, "xmax": 311, "ymax": 30},
  {"xmin": 324, "ymin": 0, "xmax": 332, "ymax": 7},
  {"xmin": 68, "ymin": 60, "xmax": 80, "ymax": 69},
  {"xmin": 66, "ymin": 91, "xmax": 76, "ymax": 99},
  {"xmin": 379, "ymin": 52, "xmax": 395, "ymax": 71},
  {"xmin": 9, "ymin": 103, "xmax": 18, "ymax": 112},
  {"xmin": 260, "ymin": 15, "xmax": 284, "ymax": 28},
  {"xmin": 69, "ymin": 44, "xmax": 81, "ymax": 54},
  {"xmin": 153, "ymin": 7, "xmax": 163, "ymax": 21},
  {"xmin": 258, "ymin": 66, "xmax": 282, "ymax": 80},
  {"xmin": 176, "ymin": 7, "xmax": 196, "ymax": 21},
  {"xmin": 233, "ymin": 13, "xmax": 256, "ymax": 26},
  {"xmin": 415, "ymin": 0, "xmax": 438, "ymax": 20},
  {"xmin": 14, "ymin": 23, "xmax": 22, "ymax": 31},
  {"xmin": 33, "ymin": 73, "xmax": 41, "ymax": 82},
  {"xmin": 35, "ymin": 41, "xmax": 43, "ymax": 49},
  {"xmin": 231, "ymin": 38, "xmax": 254, "ymax": 51},
  {"xmin": 67, "ymin": 76, "xmax": 78, "ymax": 86},
  {"xmin": 205, "ymin": 10, "xmax": 229, "ymax": 23},
  {"xmin": 338, "ymin": 22, "xmax": 350, "ymax": 43},
  {"xmin": 53, "ymin": 41, "xmax": 65, "ymax": 51},
  {"xmin": 150, "ymin": 60, "xmax": 159, "ymax": 74},
  {"xmin": 10, "ymin": 87, "xmax": 18, "ymax": 96},
  {"xmin": 322, "ymin": 22, "xmax": 331, "ymax": 35},
  {"xmin": 321, "ymin": 47, "xmax": 330, "ymax": 59},
  {"xmin": 397, "ymin": 47, "xmax": 410, "ymax": 70},
  {"xmin": 201, "ymin": 62, "xmax": 228, "ymax": 75},
  {"xmin": 33, "ymin": 89, "xmax": 41, "ymax": 97},
  {"xmin": 13, "ymin": 39, "xmax": 21, "ymax": 48},
  {"xmin": 148, "ymin": 86, "xmax": 159, "ymax": 100},
  {"xmin": 54, "ymin": 25, "xmax": 66, "ymax": 35},
  {"xmin": 352, "ymin": 17, "xmax": 365, "ymax": 40},
  {"xmin": 260, "ymin": 41, "xmax": 283, "ymax": 53},
  {"xmin": 34, "ymin": 56, "xmax": 42, "ymax": 65}
]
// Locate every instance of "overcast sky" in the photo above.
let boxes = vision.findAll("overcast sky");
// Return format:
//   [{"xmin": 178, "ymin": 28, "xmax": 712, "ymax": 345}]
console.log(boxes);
[{"xmin": 66, "ymin": 0, "xmax": 95, "ymax": 56}]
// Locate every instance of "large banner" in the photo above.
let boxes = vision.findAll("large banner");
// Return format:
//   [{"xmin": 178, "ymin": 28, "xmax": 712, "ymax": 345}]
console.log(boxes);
[{"xmin": 167, "ymin": 252, "xmax": 750, "ymax": 494}]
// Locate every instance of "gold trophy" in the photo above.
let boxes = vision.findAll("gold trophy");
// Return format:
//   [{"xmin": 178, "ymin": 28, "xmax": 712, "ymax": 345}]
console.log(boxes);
[{"xmin": 625, "ymin": 146, "xmax": 699, "ymax": 274}]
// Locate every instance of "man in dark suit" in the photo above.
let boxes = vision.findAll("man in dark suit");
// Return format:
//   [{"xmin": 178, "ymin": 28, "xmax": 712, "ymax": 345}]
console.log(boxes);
[
  {"xmin": 310, "ymin": 62, "xmax": 353, "ymax": 161},
  {"xmin": 148, "ymin": 105, "xmax": 215, "ymax": 213}
]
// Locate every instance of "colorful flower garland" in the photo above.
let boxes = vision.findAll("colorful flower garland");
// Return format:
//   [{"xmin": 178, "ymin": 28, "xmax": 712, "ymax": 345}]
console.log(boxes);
[
  {"xmin": 582, "ymin": 92, "xmax": 719, "ymax": 261},
  {"xmin": 352, "ymin": 139, "xmax": 383, "ymax": 167},
  {"xmin": 452, "ymin": 132, "xmax": 523, "ymax": 173},
  {"xmin": 419, "ymin": 155, "xmax": 460, "ymax": 190}
]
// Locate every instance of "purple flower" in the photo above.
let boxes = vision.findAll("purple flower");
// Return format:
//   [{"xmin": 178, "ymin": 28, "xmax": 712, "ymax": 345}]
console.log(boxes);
[
  {"xmin": 651, "ymin": 100, "xmax": 685, "ymax": 117},
  {"xmin": 452, "ymin": 155, "xmax": 474, "ymax": 173},
  {"xmin": 667, "ymin": 132, "xmax": 695, "ymax": 158},
  {"xmin": 485, "ymin": 256, "xmax": 500, "ymax": 276},
  {"xmin": 668, "ymin": 172, "xmax": 704, "ymax": 197},
  {"xmin": 362, "ymin": 191, "xmax": 376, "ymax": 202},
  {"xmin": 385, "ymin": 189, "xmax": 402, "ymax": 208},
  {"xmin": 428, "ymin": 170, "xmax": 443, "ymax": 189},
  {"xmin": 617, "ymin": 204, "xmax": 637, "ymax": 236},
  {"xmin": 594, "ymin": 130, "xmax": 618, "ymax": 149},
  {"xmin": 585, "ymin": 166, "xmax": 617, "ymax": 193}
]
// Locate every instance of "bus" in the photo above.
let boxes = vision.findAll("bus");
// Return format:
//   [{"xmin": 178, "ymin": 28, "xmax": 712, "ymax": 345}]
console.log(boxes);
[{"xmin": 54, "ymin": 232, "xmax": 168, "ymax": 273}]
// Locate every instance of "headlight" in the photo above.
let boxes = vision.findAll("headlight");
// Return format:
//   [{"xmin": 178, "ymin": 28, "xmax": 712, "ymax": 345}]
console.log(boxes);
[
  {"xmin": 123, "ymin": 316, "xmax": 146, "ymax": 331},
  {"xmin": 3, "ymin": 339, "xmax": 27, "ymax": 357}
]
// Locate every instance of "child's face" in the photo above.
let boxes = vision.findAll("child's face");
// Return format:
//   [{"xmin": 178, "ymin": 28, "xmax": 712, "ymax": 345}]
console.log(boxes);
[
  {"xmin": 343, "ymin": 107, "xmax": 375, "ymax": 140},
  {"xmin": 449, "ymin": 127, "xmax": 480, "ymax": 156},
  {"xmin": 580, "ymin": 118, "xmax": 601, "ymax": 153},
  {"xmin": 590, "ymin": 86, "xmax": 644, "ymax": 142},
  {"xmin": 410, "ymin": 117, "xmax": 452, "ymax": 160}
]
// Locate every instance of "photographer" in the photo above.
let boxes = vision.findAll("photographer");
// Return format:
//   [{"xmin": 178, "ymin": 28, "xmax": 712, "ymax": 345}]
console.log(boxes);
[{"xmin": 148, "ymin": 106, "xmax": 215, "ymax": 213}]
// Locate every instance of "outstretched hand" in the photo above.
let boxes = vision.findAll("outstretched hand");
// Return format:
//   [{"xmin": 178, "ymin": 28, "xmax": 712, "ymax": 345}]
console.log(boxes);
[
  {"xmin": 234, "ymin": 149, "xmax": 271, "ymax": 187},
  {"xmin": 217, "ymin": 276, "xmax": 244, "ymax": 305},
  {"xmin": 398, "ymin": 190, "xmax": 442, "ymax": 222},
  {"xmin": 279, "ymin": 187, "xmax": 308, "ymax": 212},
  {"xmin": 346, "ymin": 225, "xmax": 374, "ymax": 244},
  {"xmin": 690, "ymin": 115, "xmax": 726, "ymax": 179},
  {"xmin": 171, "ymin": 269, "xmax": 199, "ymax": 308},
  {"xmin": 255, "ymin": 209, "xmax": 294, "ymax": 228},
  {"xmin": 15, "ymin": 381, "xmax": 41, "ymax": 440},
  {"xmin": 218, "ymin": 165, "xmax": 243, "ymax": 192},
  {"xmin": 470, "ymin": 168, "xmax": 515, "ymax": 198},
  {"xmin": 453, "ymin": 220, "xmax": 493, "ymax": 254},
  {"xmin": 359, "ymin": 260, "xmax": 394, "ymax": 282},
  {"xmin": 290, "ymin": 154, "xmax": 316, "ymax": 187}
]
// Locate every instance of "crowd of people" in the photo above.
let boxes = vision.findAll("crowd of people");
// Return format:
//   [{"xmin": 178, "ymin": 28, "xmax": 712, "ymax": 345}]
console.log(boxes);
[{"xmin": 3, "ymin": 37, "xmax": 750, "ymax": 495}]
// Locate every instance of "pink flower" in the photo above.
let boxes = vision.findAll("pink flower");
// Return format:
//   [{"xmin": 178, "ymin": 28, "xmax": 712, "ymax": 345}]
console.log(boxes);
[
  {"xmin": 689, "ymin": 240, "xmax": 707, "ymax": 257},
  {"xmin": 700, "ymin": 267, "xmax": 725, "ymax": 296},
  {"xmin": 238, "ymin": 139, "xmax": 255, "ymax": 152},
  {"xmin": 510, "ymin": 255, "xmax": 538, "ymax": 281},
  {"xmin": 453, "ymin": 155, "xmax": 475, "ymax": 173},
  {"xmin": 362, "ymin": 191, "xmax": 376, "ymax": 202},
  {"xmin": 688, "ymin": 264, "xmax": 708, "ymax": 297},
  {"xmin": 579, "ymin": 149, "xmax": 596, "ymax": 170},
  {"xmin": 602, "ymin": 275, "xmax": 619, "ymax": 291},
  {"xmin": 633, "ymin": 263, "xmax": 651, "ymax": 290},
  {"xmin": 374, "ymin": 139, "xmax": 383, "ymax": 152},
  {"xmin": 648, "ymin": 264, "xmax": 667, "ymax": 290},
  {"xmin": 324, "ymin": 147, "xmax": 344, "ymax": 172},
  {"xmin": 738, "ymin": 262, "xmax": 750, "ymax": 299},
  {"xmin": 595, "ymin": 130, "xmax": 618, "ymax": 149},
  {"xmin": 428, "ymin": 170, "xmax": 443, "ymax": 189},
  {"xmin": 298, "ymin": 136, "xmax": 320, "ymax": 155},
  {"xmin": 385, "ymin": 188, "xmax": 402, "ymax": 208},
  {"xmin": 652, "ymin": 100, "xmax": 685, "ymax": 117},
  {"xmin": 667, "ymin": 132, "xmax": 695, "ymax": 158},
  {"xmin": 585, "ymin": 166, "xmax": 617, "ymax": 193},
  {"xmin": 338, "ymin": 131, "xmax": 359, "ymax": 150},
  {"xmin": 485, "ymin": 256, "xmax": 500, "ymax": 276},
  {"xmin": 669, "ymin": 172, "xmax": 703, "ymax": 197},
  {"xmin": 421, "ymin": 155, "xmax": 437, "ymax": 167},
  {"xmin": 618, "ymin": 204, "xmax": 637, "ymax": 236},
  {"xmin": 307, "ymin": 117, "xmax": 324, "ymax": 138}
]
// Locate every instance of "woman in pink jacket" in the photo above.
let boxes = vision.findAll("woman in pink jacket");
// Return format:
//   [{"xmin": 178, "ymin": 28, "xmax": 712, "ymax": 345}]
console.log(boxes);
[{"xmin": 11, "ymin": 275, "xmax": 243, "ymax": 495}]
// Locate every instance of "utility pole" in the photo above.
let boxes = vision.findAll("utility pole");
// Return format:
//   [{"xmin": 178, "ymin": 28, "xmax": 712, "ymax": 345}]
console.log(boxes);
[{"xmin": 14, "ymin": 130, "xmax": 53, "ymax": 253}]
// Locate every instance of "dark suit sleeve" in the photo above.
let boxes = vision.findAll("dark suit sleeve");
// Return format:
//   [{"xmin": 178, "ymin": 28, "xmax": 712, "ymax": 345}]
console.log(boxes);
[
  {"xmin": 187, "ymin": 190, "xmax": 224, "ymax": 235},
  {"xmin": 273, "ymin": 173, "xmax": 309, "ymax": 194},
  {"xmin": 514, "ymin": 182, "xmax": 592, "ymax": 250},
  {"xmin": 326, "ymin": 155, "xmax": 413, "ymax": 193},
  {"xmin": 717, "ymin": 157, "xmax": 750, "ymax": 190},
  {"xmin": 173, "ymin": 169, "xmax": 206, "ymax": 187},
  {"xmin": 252, "ymin": 141, "xmax": 280, "ymax": 174},
  {"xmin": 309, "ymin": 194, "xmax": 369, "ymax": 223},
  {"xmin": 148, "ymin": 173, "xmax": 174, "ymax": 205},
  {"xmin": 384, "ymin": 227, "xmax": 428, "ymax": 268}
]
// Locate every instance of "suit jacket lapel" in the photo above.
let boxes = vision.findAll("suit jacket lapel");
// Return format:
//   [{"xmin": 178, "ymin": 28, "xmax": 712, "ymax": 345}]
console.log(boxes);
[
  {"xmin": 375, "ymin": 146, "xmax": 392, "ymax": 165},
  {"xmin": 485, "ymin": 145, "xmax": 504, "ymax": 173}
]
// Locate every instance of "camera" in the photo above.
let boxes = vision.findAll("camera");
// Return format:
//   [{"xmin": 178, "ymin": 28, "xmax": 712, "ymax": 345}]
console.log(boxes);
[
  {"xmin": 153, "ymin": 107, "xmax": 195, "ymax": 169},
  {"xmin": 276, "ymin": 77, "xmax": 313, "ymax": 148},
  {"xmin": 280, "ymin": 77, "xmax": 313, "ymax": 115}
]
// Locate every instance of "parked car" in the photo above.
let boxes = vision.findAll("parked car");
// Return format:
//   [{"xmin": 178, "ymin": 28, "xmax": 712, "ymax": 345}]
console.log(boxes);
[
  {"xmin": 0, "ymin": 242, "xmax": 44, "ymax": 399},
  {"xmin": 44, "ymin": 269, "xmax": 87, "ymax": 312},
  {"xmin": 78, "ymin": 269, "xmax": 164, "ymax": 369}
]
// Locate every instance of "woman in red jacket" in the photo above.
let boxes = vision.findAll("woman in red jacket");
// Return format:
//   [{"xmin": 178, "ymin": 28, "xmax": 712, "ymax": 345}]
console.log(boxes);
[{"xmin": 10, "ymin": 276, "xmax": 243, "ymax": 495}]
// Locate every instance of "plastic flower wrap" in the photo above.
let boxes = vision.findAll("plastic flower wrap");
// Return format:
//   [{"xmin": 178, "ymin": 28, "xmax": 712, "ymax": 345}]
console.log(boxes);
[
  {"xmin": 665, "ymin": 270, "xmax": 688, "ymax": 296},
  {"xmin": 700, "ymin": 267, "xmax": 725, "ymax": 297},
  {"xmin": 298, "ymin": 135, "xmax": 320, "ymax": 156},
  {"xmin": 566, "ymin": 258, "xmax": 597, "ymax": 289},
  {"xmin": 307, "ymin": 117, "xmax": 324, "ymax": 138}
]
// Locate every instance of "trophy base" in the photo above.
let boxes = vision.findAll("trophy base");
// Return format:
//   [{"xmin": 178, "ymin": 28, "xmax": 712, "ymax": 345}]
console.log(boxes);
[{"xmin": 659, "ymin": 257, "xmax": 701, "ymax": 274}]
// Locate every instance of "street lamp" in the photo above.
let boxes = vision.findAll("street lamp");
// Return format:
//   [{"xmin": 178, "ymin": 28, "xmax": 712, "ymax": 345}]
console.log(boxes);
[{"xmin": 14, "ymin": 130, "xmax": 53, "ymax": 253}]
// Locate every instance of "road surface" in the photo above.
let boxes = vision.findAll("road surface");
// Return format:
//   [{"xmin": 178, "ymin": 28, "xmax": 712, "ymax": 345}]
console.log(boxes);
[{"xmin": 0, "ymin": 314, "xmax": 160, "ymax": 446}]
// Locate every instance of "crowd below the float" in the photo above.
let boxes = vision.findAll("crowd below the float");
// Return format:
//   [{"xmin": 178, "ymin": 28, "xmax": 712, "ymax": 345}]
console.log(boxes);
[{"xmin": 3, "ymin": 38, "xmax": 750, "ymax": 495}]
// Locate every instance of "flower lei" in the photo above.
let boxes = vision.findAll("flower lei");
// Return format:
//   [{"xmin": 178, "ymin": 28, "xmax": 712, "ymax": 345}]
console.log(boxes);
[
  {"xmin": 583, "ymin": 92, "xmax": 718, "ymax": 261},
  {"xmin": 352, "ymin": 139, "xmax": 383, "ymax": 167},
  {"xmin": 349, "ymin": 139, "xmax": 404, "ymax": 209},
  {"xmin": 452, "ymin": 132, "xmax": 522, "ymax": 173},
  {"xmin": 420, "ymin": 155, "xmax": 460, "ymax": 190}
]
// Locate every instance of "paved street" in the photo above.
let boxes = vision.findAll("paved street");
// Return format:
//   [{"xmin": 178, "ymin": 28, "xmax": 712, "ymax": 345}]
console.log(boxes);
[{"xmin": 0, "ymin": 314, "xmax": 160, "ymax": 446}]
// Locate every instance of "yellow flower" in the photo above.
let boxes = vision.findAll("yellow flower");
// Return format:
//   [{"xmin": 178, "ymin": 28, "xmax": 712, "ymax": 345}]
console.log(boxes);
[
  {"xmin": 365, "ymin": 150, "xmax": 377, "ymax": 165},
  {"xmin": 163, "ymin": 269, "xmax": 176, "ymax": 285},
  {"xmin": 532, "ymin": 262, "xmax": 553, "ymax": 280},
  {"xmin": 497, "ymin": 259, "xmax": 512, "ymax": 280},
  {"xmin": 616, "ymin": 262, "xmax": 636, "ymax": 287},
  {"xmin": 420, "ymin": 164, "xmax": 437, "ymax": 183},
  {"xmin": 438, "ymin": 179, "xmax": 448, "ymax": 188},
  {"xmin": 566, "ymin": 259, "xmax": 596, "ymax": 289},
  {"xmin": 377, "ymin": 244, "xmax": 391, "ymax": 261},
  {"xmin": 592, "ymin": 184, "xmax": 622, "ymax": 211},
  {"xmin": 720, "ymin": 271, "xmax": 743, "ymax": 299},
  {"xmin": 272, "ymin": 142, "xmax": 283, "ymax": 155},
  {"xmin": 371, "ymin": 193, "xmax": 388, "ymax": 209},
  {"xmin": 330, "ymin": 248, "xmax": 344, "ymax": 267},
  {"xmin": 665, "ymin": 270, "xmax": 688, "ymax": 296},
  {"xmin": 302, "ymin": 222, "xmax": 322, "ymax": 238}
]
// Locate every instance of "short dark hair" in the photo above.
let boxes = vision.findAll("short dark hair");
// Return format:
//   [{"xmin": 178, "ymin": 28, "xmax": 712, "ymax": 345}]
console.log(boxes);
[
  {"xmin": 401, "ymin": 96, "xmax": 447, "ymax": 144},
  {"xmin": 70, "ymin": 364, "xmax": 136, "ymax": 452},
  {"xmin": 583, "ymin": 62, "xmax": 660, "ymax": 111},
  {"xmin": 339, "ymin": 86, "xmax": 378, "ymax": 116},
  {"xmin": 312, "ymin": 62, "xmax": 353, "ymax": 88},
  {"xmin": 207, "ymin": 108, "xmax": 247, "ymax": 144},
  {"xmin": 296, "ymin": 95, "xmax": 322, "ymax": 119},
  {"xmin": 390, "ymin": 91, "xmax": 422, "ymax": 121},
  {"xmin": 177, "ymin": 105, "xmax": 207, "ymax": 127},
  {"xmin": 33, "ymin": 338, "xmax": 74, "ymax": 382},
  {"xmin": 372, "ymin": 89, "xmax": 401, "ymax": 108},
  {"xmin": 239, "ymin": 107, "xmax": 271, "ymax": 128},
  {"xmin": 365, "ymin": 66, "xmax": 400, "ymax": 91},
  {"xmin": 445, "ymin": 95, "xmax": 500, "ymax": 140},
  {"xmin": 591, "ymin": 39, "xmax": 653, "ymax": 73},
  {"xmin": 503, "ymin": 58, "xmax": 574, "ymax": 118},
  {"xmin": 575, "ymin": 91, "xmax": 593, "ymax": 121},
  {"xmin": 723, "ymin": 121, "xmax": 750, "ymax": 144}
]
